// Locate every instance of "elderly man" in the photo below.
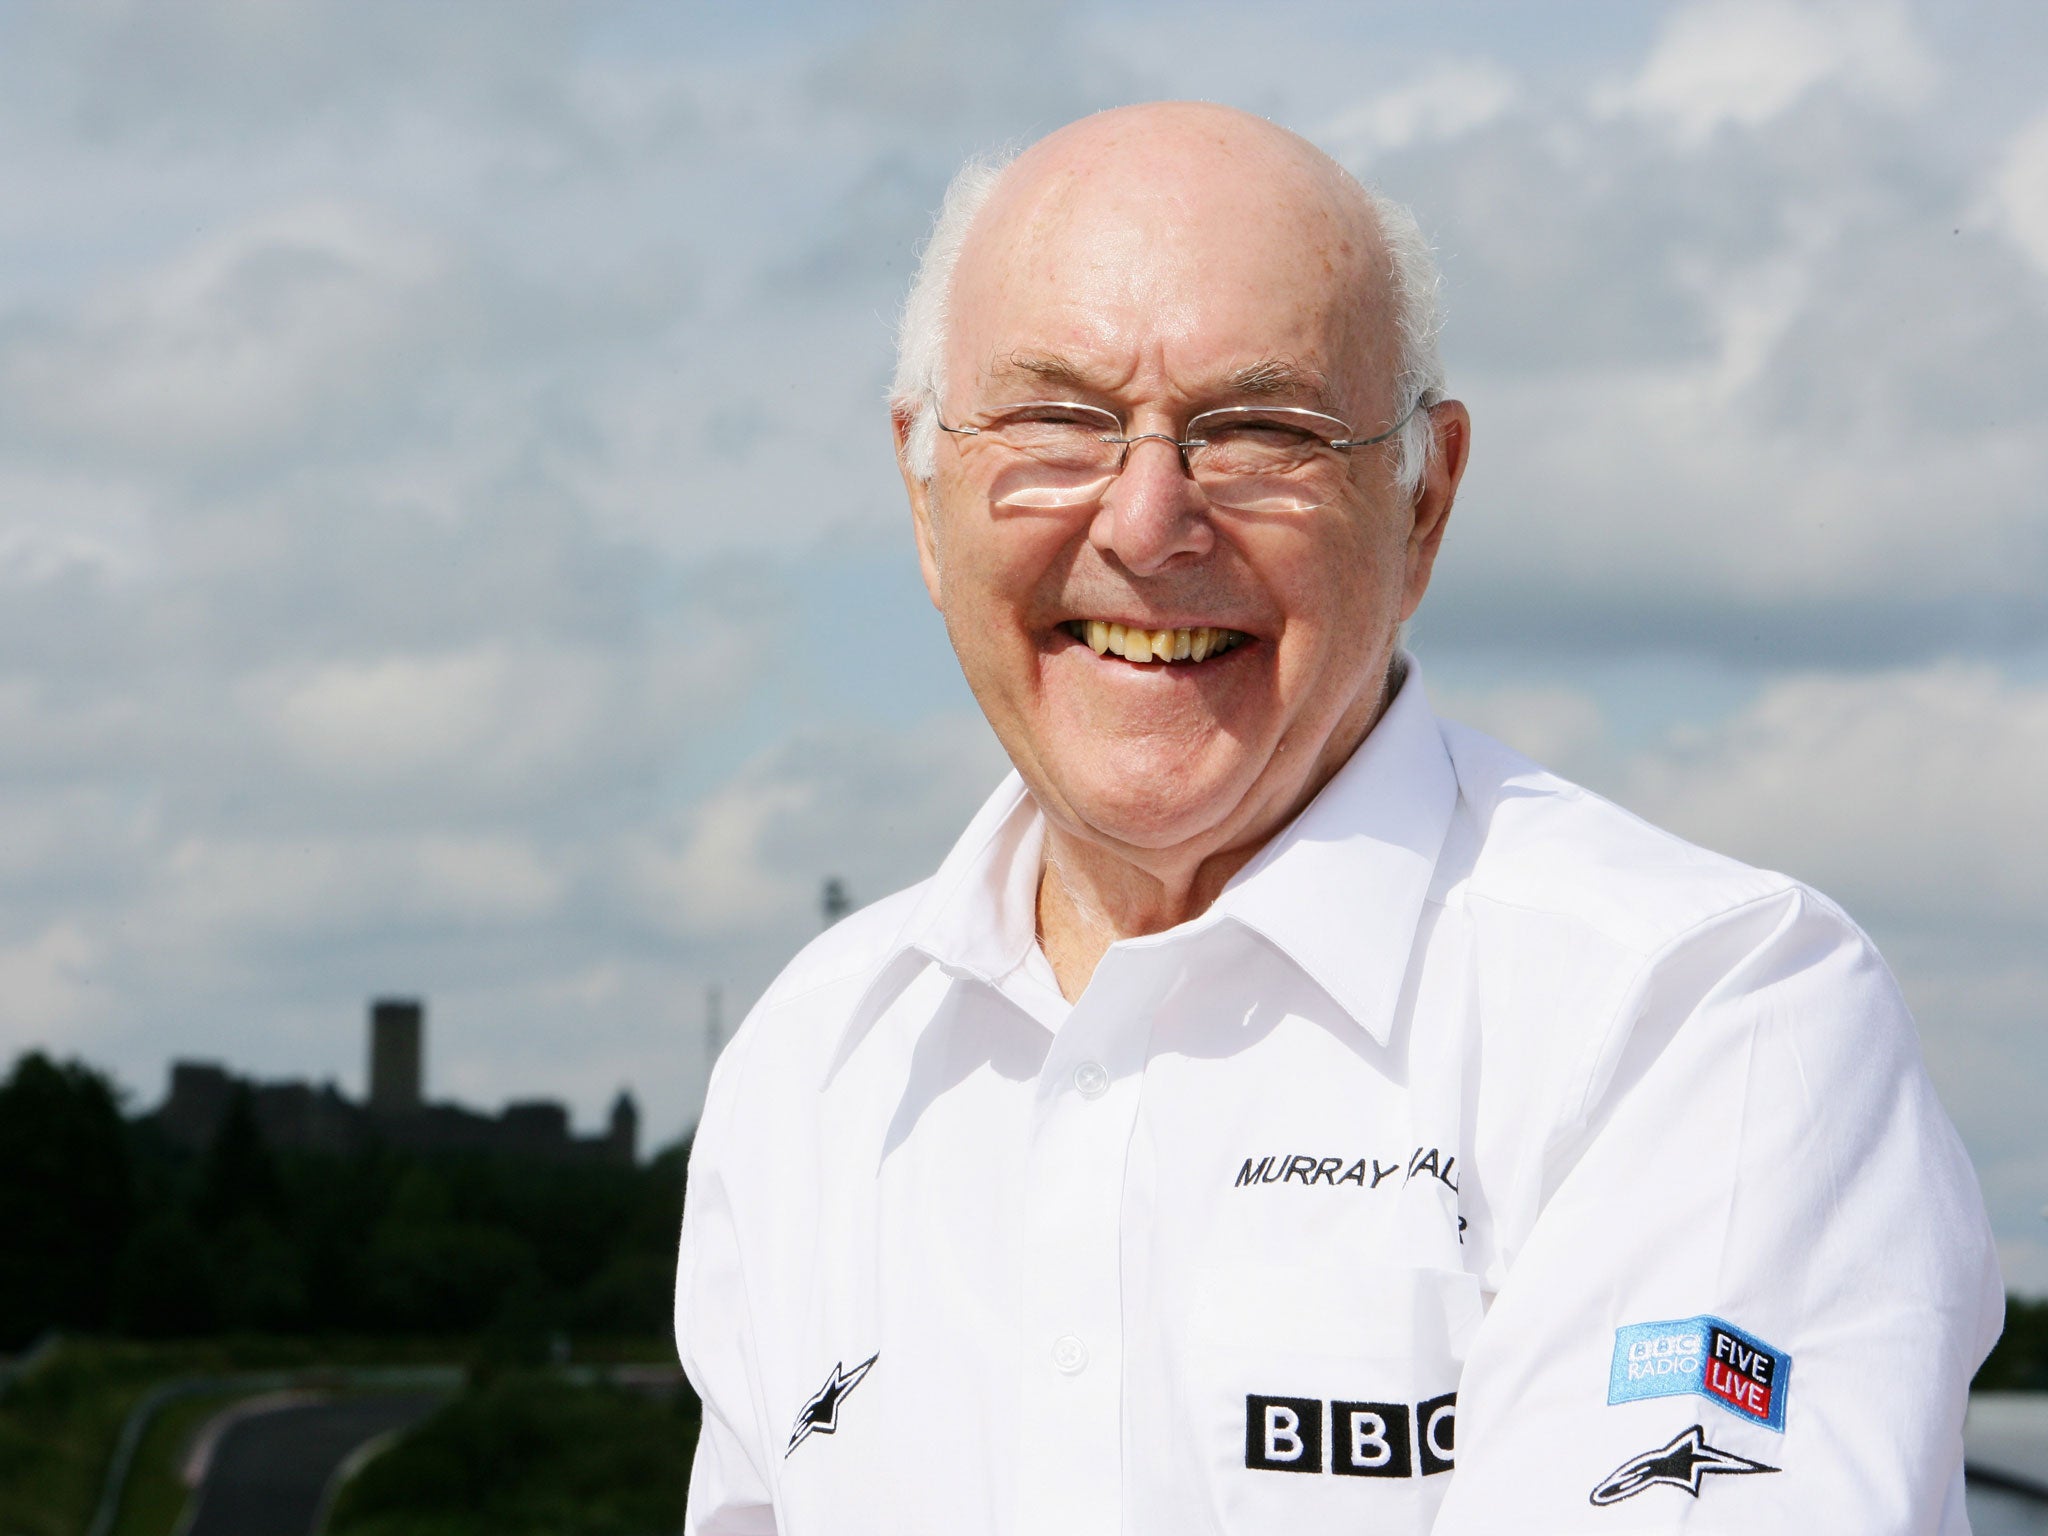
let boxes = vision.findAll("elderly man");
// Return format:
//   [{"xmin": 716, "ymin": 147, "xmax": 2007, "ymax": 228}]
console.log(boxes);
[{"xmin": 676, "ymin": 103, "xmax": 1999, "ymax": 1534}]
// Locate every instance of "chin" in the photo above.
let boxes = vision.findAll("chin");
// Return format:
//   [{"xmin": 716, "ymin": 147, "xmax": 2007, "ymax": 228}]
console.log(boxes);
[{"xmin": 1050, "ymin": 759, "xmax": 1255, "ymax": 855}]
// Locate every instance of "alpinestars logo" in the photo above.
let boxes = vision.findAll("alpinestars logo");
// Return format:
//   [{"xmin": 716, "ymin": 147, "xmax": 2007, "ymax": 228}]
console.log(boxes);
[
  {"xmin": 785, "ymin": 1353, "xmax": 878, "ymax": 1457},
  {"xmin": 1589, "ymin": 1424, "xmax": 1779, "ymax": 1506}
]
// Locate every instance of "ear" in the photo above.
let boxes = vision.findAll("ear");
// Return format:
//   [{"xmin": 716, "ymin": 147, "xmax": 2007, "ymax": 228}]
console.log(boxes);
[
  {"xmin": 1399, "ymin": 399, "xmax": 1470, "ymax": 622},
  {"xmin": 893, "ymin": 403, "xmax": 945, "ymax": 610}
]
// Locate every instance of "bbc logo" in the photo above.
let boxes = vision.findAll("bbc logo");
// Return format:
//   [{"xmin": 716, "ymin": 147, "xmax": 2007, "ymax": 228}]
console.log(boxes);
[{"xmin": 1244, "ymin": 1392, "xmax": 1456, "ymax": 1477}]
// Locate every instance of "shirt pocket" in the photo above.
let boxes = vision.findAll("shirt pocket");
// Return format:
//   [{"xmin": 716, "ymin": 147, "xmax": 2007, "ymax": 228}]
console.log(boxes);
[{"xmin": 1146, "ymin": 1262, "xmax": 1481, "ymax": 1536}]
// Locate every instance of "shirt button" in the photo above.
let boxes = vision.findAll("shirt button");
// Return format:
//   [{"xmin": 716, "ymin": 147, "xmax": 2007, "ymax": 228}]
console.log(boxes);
[
  {"xmin": 1052, "ymin": 1334, "xmax": 1088, "ymax": 1374},
  {"xmin": 1072, "ymin": 1060, "xmax": 1109, "ymax": 1099}
]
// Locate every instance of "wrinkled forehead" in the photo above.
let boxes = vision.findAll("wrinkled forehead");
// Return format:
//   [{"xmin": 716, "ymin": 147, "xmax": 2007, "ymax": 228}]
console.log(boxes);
[{"xmin": 947, "ymin": 132, "xmax": 1395, "ymax": 412}]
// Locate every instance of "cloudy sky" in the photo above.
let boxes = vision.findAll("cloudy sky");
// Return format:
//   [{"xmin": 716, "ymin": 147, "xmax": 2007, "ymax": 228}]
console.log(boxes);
[{"xmin": 2, "ymin": 0, "xmax": 2044, "ymax": 1288}]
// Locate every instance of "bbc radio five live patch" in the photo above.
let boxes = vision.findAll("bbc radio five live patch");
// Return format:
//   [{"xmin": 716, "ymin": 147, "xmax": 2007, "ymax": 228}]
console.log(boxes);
[{"xmin": 1608, "ymin": 1316, "xmax": 1790, "ymax": 1431}]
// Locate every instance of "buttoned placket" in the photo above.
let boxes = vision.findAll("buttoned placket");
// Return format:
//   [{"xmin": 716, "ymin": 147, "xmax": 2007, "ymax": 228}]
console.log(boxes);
[{"xmin": 1010, "ymin": 942, "xmax": 1173, "ymax": 1536}]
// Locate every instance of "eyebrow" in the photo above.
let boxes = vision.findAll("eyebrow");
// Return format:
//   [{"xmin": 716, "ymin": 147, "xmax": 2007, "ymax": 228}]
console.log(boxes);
[
  {"xmin": 983, "ymin": 352, "xmax": 1340, "ymax": 412},
  {"xmin": 986, "ymin": 352, "xmax": 1102, "ymax": 396},
  {"xmin": 1223, "ymin": 359, "xmax": 1336, "ymax": 405}
]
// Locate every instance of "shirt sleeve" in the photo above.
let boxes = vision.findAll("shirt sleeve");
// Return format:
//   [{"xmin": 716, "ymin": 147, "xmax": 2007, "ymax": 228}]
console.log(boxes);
[
  {"xmin": 1433, "ymin": 885, "xmax": 2004, "ymax": 1535},
  {"xmin": 676, "ymin": 1031, "xmax": 780, "ymax": 1536}
]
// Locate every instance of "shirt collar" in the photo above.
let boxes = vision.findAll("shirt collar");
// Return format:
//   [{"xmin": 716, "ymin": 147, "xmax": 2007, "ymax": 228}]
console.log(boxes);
[
  {"xmin": 821, "ymin": 654, "xmax": 1457, "ymax": 1085},
  {"xmin": 820, "ymin": 773, "xmax": 1042, "ymax": 1087},
  {"xmin": 1200, "ymin": 657, "xmax": 1457, "ymax": 1046}
]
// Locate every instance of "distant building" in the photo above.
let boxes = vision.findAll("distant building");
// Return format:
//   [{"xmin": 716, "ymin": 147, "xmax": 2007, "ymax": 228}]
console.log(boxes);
[
  {"xmin": 368, "ymin": 998, "xmax": 423, "ymax": 1114},
  {"xmin": 822, "ymin": 877, "xmax": 852, "ymax": 927},
  {"xmin": 157, "ymin": 1061, "xmax": 235, "ymax": 1148},
  {"xmin": 608, "ymin": 1090, "xmax": 639, "ymax": 1163},
  {"xmin": 152, "ymin": 999, "xmax": 639, "ymax": 1166}
]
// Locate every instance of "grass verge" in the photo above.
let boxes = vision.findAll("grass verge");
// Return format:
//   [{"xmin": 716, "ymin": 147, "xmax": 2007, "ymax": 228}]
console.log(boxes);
[
  {"xmin": 326, "ymin": 1374, "xmax": 700, "ymax": 1536},
  {"xmin": 0, "ymin": 1336, "xmax": 671, "ymax": 1536}
]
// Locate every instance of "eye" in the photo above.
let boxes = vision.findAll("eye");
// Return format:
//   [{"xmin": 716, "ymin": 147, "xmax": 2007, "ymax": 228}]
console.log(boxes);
[
  {"xmin": 1205, "ymin": 417, "xmax": 1322, "ymax": 447},
  {"xmin": 1194, "ymin": 406, "xmax": 1337, "ymax": 441},
  {"xmin": 993, "ymin": 404, "xmax": 1118, "ymax": 430}
]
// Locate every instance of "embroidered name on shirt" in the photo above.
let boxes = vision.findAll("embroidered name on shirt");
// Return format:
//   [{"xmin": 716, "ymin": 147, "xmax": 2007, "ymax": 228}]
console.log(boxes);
[
  {"xmin": 1244, "ymin": 1392, "xmax": 1456, "ymax": 1478},
  {"xmin": 1607, "ymin": 1316, "xmax": 1790, "ymax": 1431},
  {"xmin": 1234, "ymin": 1145, "xmax": 1459, "ymax": 1193}
]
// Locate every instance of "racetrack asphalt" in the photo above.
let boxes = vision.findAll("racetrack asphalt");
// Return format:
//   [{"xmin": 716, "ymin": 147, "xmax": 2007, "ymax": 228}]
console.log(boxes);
[{"xmin": 180, "ymin": 1392, "xmax": 443, "ymax": 1536}]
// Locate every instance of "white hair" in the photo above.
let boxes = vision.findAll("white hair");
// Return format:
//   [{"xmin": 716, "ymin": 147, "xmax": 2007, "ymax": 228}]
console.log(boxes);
[{"xmin": 890, "ymin": 148, "xmax": 1447, "ymax": 497}]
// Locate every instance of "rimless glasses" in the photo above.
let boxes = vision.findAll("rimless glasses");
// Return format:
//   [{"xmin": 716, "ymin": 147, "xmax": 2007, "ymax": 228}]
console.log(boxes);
[{"xmin": 934, "ymin": 396, "xmax": 1427, "ymax": 514}]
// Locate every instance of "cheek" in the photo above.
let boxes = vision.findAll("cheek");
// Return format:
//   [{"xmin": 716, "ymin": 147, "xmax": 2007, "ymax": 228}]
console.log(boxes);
[
  {"xmin": 935, "ymin": 498, "xmax": 1067, "ymax": 620},
  {"xmin": 1270, "ymin": 523, "xmax": 1405, "ymax": 674},
  {"xmin": 929, "ymin": 507, "xmax": 1068, "ymax": 703}
]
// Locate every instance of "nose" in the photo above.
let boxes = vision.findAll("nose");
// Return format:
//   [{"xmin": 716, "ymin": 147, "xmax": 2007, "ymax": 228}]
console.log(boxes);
[{"xmin": 1089, "ymin": 434, "xmax": 1214, "ymax": 575}]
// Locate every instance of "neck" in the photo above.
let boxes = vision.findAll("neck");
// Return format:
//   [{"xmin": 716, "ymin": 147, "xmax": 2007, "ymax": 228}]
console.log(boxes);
[{"xmin": 1034, "ymin": 654, "xmax": 1404, "ymax": 1000}]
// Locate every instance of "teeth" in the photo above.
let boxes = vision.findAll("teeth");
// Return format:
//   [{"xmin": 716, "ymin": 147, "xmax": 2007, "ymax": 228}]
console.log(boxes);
[{"xmin": 1065, "ymin": 621, "xmax": 1247, "ymax": 664}]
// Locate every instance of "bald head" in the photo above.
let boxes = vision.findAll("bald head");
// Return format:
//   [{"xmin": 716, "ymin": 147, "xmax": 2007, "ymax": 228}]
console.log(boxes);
[
  {"xmin": 971, "ymin": 104, "xmax": 1386, "ymax": 295},
  {"xmin": 892, "ymin": 103, "xmax": 1445, "ymax": 492}
]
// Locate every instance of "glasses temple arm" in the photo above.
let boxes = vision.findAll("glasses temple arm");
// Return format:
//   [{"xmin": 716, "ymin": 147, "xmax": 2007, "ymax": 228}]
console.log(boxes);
[{"xmin": 1332, "ymin": 396, "xmax": 1430, "ymax": 451}]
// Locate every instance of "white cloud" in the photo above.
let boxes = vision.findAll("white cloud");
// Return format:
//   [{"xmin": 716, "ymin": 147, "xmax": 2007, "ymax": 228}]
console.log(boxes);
[
  {"xmin": 1430, "ymin": 682, "xmax": 1610, "ymax": 782},
  {"xmin": 264, "ymin": 648, "xmax": 519, "ymax": 780},
  {"xmin": 0, "ymin": 924, "xmax": 107, "ymax": 1048},
  {"xmin": 240, "ymin": 626, "xmax": 756, "ymax": 811},
  {"xmin": 155, "ymin": 831, "xmax": 567, "ymax": 940},
  {"xmin": 1317, "ymin": 61, "xmax": 1519, "ymax": 161},
  {"xmin": 1597, "ymin": 0, "xmax": 1935, "ymax": 147},
  {"xmin": 1449, "ymin": 325, "xmax": 2048, "ymax": 618},
  {"xmin": 0, "ymin": 468, "xmax": 155, "ymax": 586},
  {"xmin": 1444, "ymin": 662, "xmax": 2048, "ymax": 937},
  {"xmin": 0, "ymin": 202, "xmax": 452, "ymax": 465},
  {"xmin": 1619, "ymin": 664, "xmax": 2048, "ymax": 922},
  {"xmin": 1983, "ymin": 108, "xmax": 2048, "ymax": 280},
  {"xmin": 629, "ymin": 713, "xmax": 1009, "ymax": 939},
  {"xmin": 634, "ymin": 776, "xmax": 818, "ymax": 935},
  {"xmin": 411, "ymin": 835, "xmax": 566, "ymax": 920}
]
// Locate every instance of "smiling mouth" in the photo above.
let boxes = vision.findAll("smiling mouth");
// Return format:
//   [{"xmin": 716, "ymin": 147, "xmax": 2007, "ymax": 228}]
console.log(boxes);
[{"xmin": 1058, "ymin": 620, "xmax": 1252, "ymax": 665}]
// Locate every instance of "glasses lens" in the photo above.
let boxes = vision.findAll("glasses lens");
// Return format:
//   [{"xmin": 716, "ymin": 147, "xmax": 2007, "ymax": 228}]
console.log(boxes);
[
  {"xmin": 990, "ymin": 471, "xmax": 1119, "ymax": 509},
  {"xmin": 1190, "ymin": 408, "xmax": 1351, "ymax": 512},
  {"xmin": 978, "ymin": 404, "xmax": 1122, "ymax": 508},
  {"xmin": 954, "ymin": 400, "xmax": 1364, "ymax": 512},
  {"xmin": 982, "ymin": 405, "xmax": 1119, "ymax": 466}
]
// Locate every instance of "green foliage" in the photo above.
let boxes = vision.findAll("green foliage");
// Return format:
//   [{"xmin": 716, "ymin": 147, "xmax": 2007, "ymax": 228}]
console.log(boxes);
[
  {"xmin": 326, "ymin": 1376, "xmax": 700, "ymax": 1536},
  {"xmin": 0, "ymin": 1053, "xmax": 136, "ymax": 1348},
  {"xmin": 1975, "ymin": 1294, "xmax": 2048, "ymax": 1391},
  {"xmin": 0, "ymin": 1335, "xmax": 665, "ymax": 1536},
  {"xmin": 0, "ymin": 1340, "xmax": 247, "ymax": 1536},
  {"xmin": 106, "ymin": 1388, "xmax": 244, "ymax": 1536},
  {"xmin": 0, "ymin": 1046, "xmax": 691, "ymax": 1346},
  {"xmin": 115, "ymin": 1214, "xmax": 218, "ymax": 1337}
]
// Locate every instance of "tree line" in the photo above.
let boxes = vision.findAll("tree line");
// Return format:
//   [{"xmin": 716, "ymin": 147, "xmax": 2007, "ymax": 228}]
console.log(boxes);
[
  {"xmin": 4, "ymin": 1047, "xmax": 2046, "ymax": 1387},
  {"xmin": 0, "ymin": 1051, "xmax": 685, "ymax": 1350}
]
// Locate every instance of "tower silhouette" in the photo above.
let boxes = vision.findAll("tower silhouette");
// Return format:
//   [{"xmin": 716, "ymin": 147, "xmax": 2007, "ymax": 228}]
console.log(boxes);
[{"xmin": 368, "ymin": 998, "xmax": 423, "ymax": 1114}]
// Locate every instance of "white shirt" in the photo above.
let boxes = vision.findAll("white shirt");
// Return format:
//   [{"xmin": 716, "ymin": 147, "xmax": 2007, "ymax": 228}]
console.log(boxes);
[{"xmin": 674, "ymin": 661, "xmax": 2001, "ymax": 1536}]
